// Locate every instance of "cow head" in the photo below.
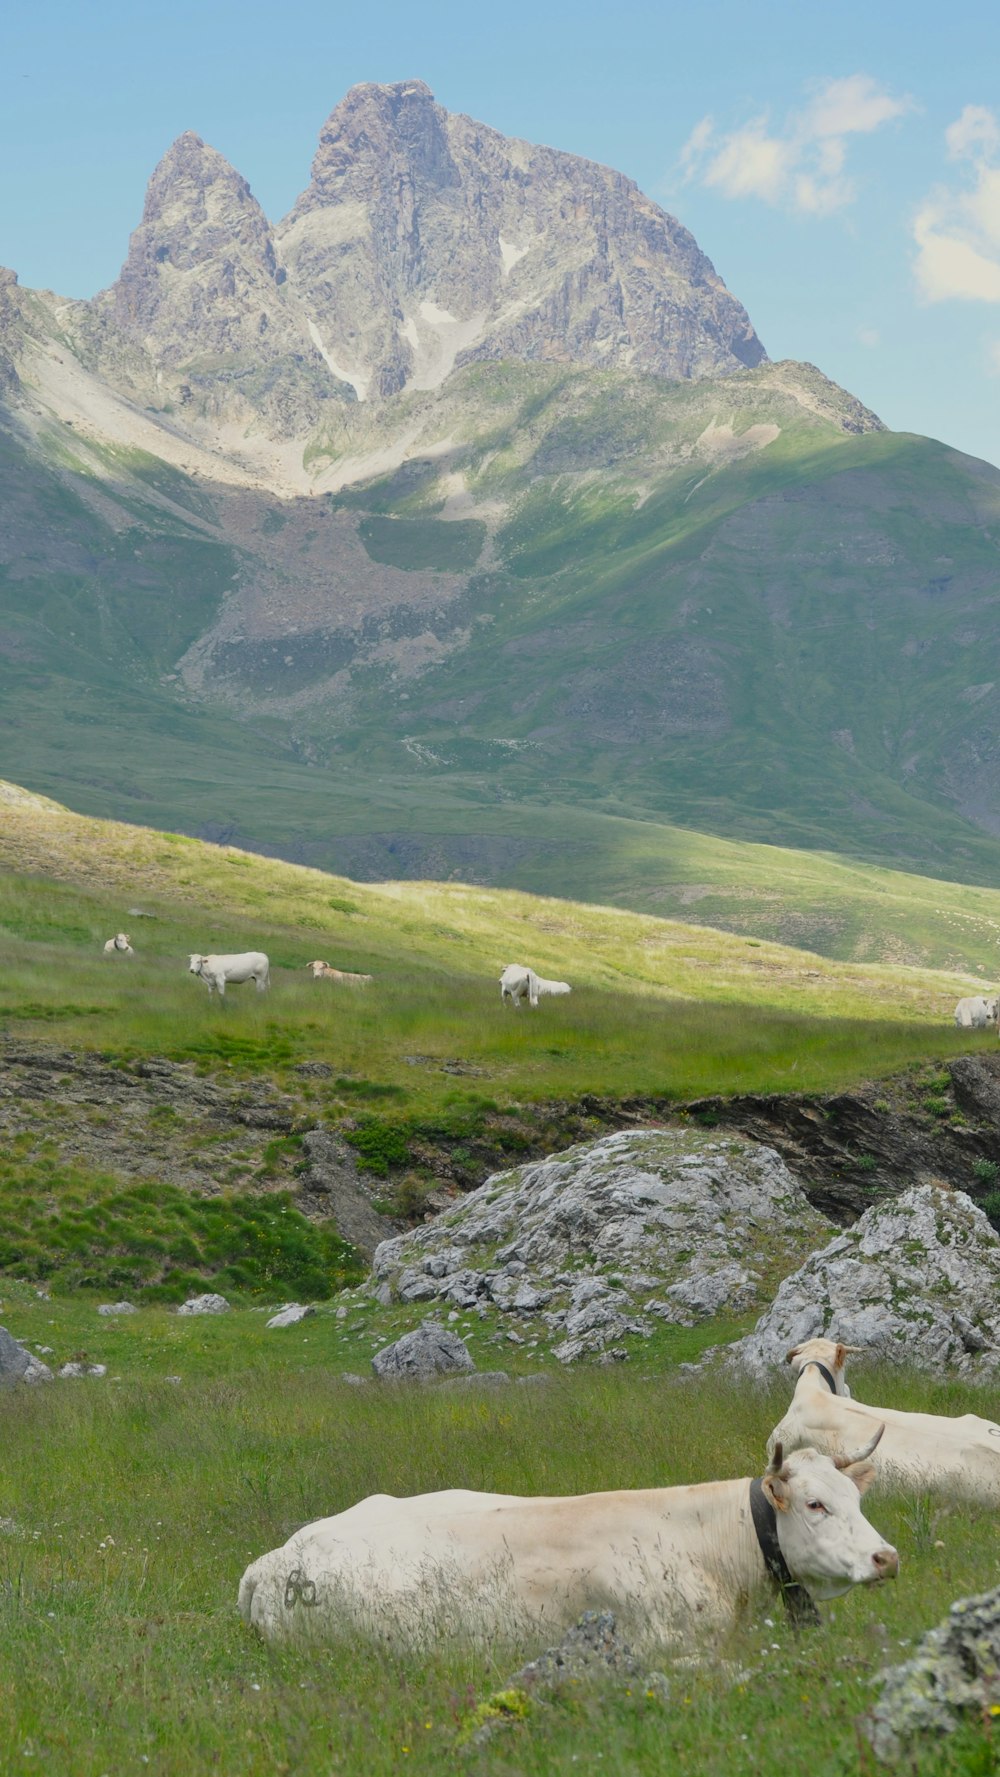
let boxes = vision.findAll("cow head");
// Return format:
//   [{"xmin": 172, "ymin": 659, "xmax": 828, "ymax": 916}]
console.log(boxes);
[
  {"xmin": 188, "ymin": 954, "xmax": 206, "ymax": 974},
  {"xmin": 307, "ymin": 961, "xmax": 326, "ymax": 974},
  {"xmin": 762, "ymin": 1431, "xmax": 898, "ymax": 1600},
  {"xmin": 114, "ymin": 932, "xmax": 131, "ymax": 950},
  {"xmin": 785, "ymin": 1337, "xmax": 860, "ymax": 1392}
]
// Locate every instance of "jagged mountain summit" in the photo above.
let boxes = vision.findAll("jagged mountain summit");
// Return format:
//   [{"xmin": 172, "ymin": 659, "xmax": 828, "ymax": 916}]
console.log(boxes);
[
  {"xmin": 85, "ymin": 79, "xmax": 764, "ymax": 428},
  {"xmin": 4, "ymin": 82, "xmax": 1000, "ymax": 900}
]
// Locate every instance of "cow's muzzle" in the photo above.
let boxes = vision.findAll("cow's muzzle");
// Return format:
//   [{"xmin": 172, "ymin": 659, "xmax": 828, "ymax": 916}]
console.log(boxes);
[{"xmin": 870, "ymin": 1547, "xmax": 899, "ymax": 1581}]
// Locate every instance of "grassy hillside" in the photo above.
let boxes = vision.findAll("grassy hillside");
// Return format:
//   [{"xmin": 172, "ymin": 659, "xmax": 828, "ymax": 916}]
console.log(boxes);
[{"xmin": 5, "ymin": 357, "xmax": 1000, "ymax": 902}]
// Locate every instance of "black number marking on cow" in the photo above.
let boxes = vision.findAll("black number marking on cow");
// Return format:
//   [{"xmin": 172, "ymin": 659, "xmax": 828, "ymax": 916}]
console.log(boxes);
[{"xmin": 283, "ymin": 1567, "xmax": 318, "ymax": 1607}]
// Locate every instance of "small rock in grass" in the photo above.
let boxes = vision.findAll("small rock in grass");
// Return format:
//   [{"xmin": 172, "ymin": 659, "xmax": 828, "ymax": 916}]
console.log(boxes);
[
  {"xmin": 58, "ymin": 1362, "xmax": 107, "ymax": 1379},
  {"xmin": 371, "ymin": 1320, "xmax": 475, "ymax": 1381},
  {"xmin": 97, "ymin": 1302, "xmax": 136, "ymax": 1317},
  {"xmin": 266, "ymin": 1303, "xmax": 315, "ymax": 1329},
  {"xmin": 340, "ymin": 1373, "xmax": 369, "ymax": 1387},
  {"xmin": 437, "ymin": 1371, "xmax": 510, "ymax": 1391},
  {"xmin": 0, "ymin": 1326, "xmax": 52, "ymax": 1387},
  {"xmin": 175, "ymin": 1294, "xmax": 230, "ymax": 1316}
]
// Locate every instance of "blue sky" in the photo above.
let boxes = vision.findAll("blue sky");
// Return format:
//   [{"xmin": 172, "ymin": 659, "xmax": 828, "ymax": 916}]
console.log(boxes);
[{"xmin": 1, "ymin": 0, "xmax": 995, "ymax": 463}]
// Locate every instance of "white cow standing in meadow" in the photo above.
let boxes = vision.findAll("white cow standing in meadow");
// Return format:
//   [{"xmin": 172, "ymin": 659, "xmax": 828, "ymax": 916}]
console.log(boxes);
[
  {"xmin": 238, "ymin": 1431, "xmax": 896, "ymax": 1650},
  {"xmin": 499, "ymin": 964, "xmax": 572, "ymax": 1009},
  {"xmin": 102, "ymin": 933, "xmax": 134, "ymax": 958},
  {"xmin": 188, "ymin": 952, "xmax": 269, "ymax": 998},
  {"xmin": 954, "ymin": 995, "xmax": 999, "ymax": 1029}
]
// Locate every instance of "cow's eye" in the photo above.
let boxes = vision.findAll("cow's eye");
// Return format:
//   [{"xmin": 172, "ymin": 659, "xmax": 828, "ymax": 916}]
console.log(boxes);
[{"xmin": 806, "ymin": 1500, "xmax": 828, "ymax": 1514}]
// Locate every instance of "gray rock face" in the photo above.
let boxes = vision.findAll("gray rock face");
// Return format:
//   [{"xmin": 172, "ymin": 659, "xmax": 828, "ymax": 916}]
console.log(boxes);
[
  {"xmin": 265, "ymin": 1303, "xmax": 315, "ymax": 1329},
  {"xmin": 0, "ymin": 1326, "xmax": 51, "ymax": 1386},
  {"xmin": 372, "ymin": 1129, "xmax": 830, "ymax": 1361},
  {"xmin": 96, "ymin": 81, "xmax": 765, "ymax": 420},
  {"xmin": 868, "ymin": 1586, "xmax": 1000, "ymax": 1762},
  {"xmin": 95, "ymin": 132, "xmax": 349, "ymax": 433},
  {"xmin": 297, "ymin": 1129, "xmax": 396, "ymax": 1257},
  {"xmin": 279, "ymin": 80, "xmax": 765, "ymax": 402},
  {"xmin": 729, "ymin": 1184, "xmax": 1000, "ymax": 1378},
  {"xmin": 175, "ymin": 1293, "xmax": 230, "ymax": 1316},
  {"xmin": 371, "ymin": 1320, "xmax": 475, "ymax": 1380}
]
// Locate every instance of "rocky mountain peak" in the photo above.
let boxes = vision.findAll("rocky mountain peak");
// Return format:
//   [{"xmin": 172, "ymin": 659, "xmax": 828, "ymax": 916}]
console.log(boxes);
[
  {"xmin": 275, "ymin": 79, "xmax": 766, "ymax": 402},
  {"xmin": 99, "ymin": 132, "xmax": 285, "ymax": 360},
  {"xmin": 87, "ymin": 81, "xmax": 765, "ymax": 413}
]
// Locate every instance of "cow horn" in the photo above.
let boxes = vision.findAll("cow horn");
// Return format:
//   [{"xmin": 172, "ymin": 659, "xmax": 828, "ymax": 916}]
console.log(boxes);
[
  {"xmin": 833, "ymin": 1423, "xmax": 884, "ymax": 1467},
  {"xmin": 767, "ymin": 1441, "xmax": 785, "ymax": 1472}
]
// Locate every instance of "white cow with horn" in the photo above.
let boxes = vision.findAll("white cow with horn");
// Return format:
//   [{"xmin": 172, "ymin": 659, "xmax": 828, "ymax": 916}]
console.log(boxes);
[
  {"xmin": 768, "ymin": 1337, "xmax": 1000, "ymax": 1503},
  {"xmin": 239, "ymin": 1430, "xmax": 895, "ymax": 1649},
  {"xmin": 102, "ymin": 933, "xmax": 134, "ymax": 958}
]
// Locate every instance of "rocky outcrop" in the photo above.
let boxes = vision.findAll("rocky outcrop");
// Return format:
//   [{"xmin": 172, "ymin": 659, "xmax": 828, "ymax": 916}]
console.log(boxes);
[
  {"xmin": 729, "ymin": 1185, "xmax": 1000, "ymax": 1378},
  {"xmin": 296, "ymin": 1130, "xmax": 397, "ymax": 1257},
  {"xmin": 868, "ymin": 1586, "xmax": 1000, "ymax": 1763},
  {"xmin": 372, "ymin": 1129, "xmax": 830, "ymax": 1362}
]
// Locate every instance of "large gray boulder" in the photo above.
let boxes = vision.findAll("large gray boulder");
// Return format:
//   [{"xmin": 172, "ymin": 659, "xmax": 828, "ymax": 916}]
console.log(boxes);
[
  {"xmin": 371, "ymin": 1320, "xmax": 475, "ymax": 1380},
  {"xmin": 728, "ymin": 1184, "xmax": 1000, "ymax": 1378},
  {"xmin": 371, "ymin": 1129, "xmax": 830, "ymax": 1361},
  {"xmin": 175, "ymin": 1293, "xmax": 229, "ymax": 1316},
  {"xmin": 868, "ymin": 1586, "xmax": 1000, "ymax": 1762},
  {"xmin": 0, "ymin": 1326, "xmax": 52, "ymax": 1386}
]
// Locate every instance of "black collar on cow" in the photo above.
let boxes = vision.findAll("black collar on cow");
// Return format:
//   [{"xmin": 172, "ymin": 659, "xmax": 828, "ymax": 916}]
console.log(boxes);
[
  {"xmin": 748, "ymin": 1479, "xmax": 821, "ymax": 1628},
  {"xmin": 803, "ymin": 1359, "xmax": 839, "ymax": 1395}
]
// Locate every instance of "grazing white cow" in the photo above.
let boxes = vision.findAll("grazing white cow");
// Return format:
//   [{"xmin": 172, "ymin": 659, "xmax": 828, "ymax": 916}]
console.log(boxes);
[
  {"xmin": 499, "ymin": 964, "xmax": 572, "ymax": 1009},
  {"xmin": 102, "ymin": 933, "xmax": 134, "ymax": 958},
  {"xmin": 188, "ymin": 951, "xmax": 269, "ymax": 998},
  {"xmin": 307, "ymin": 960, "xmax": 372, "ymax": 985},
  {"xmin": 238, "ymin": 1434, "xmax": 895, "ymax": 1650},
  {"xmin": 768, "ymin": 1337, "xmax": 1000, "ymax": 1504},
  {"xmin": 954, "ymin": 995, "xmax": 998, "ymax": 1029}
]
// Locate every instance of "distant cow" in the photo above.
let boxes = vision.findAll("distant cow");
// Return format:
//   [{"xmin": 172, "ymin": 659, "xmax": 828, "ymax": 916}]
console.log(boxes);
[
  {"xmin": 307, "ymin": 960, "xmax": 372, "ymax": 985},
  {"xmin": 499, "ymin": 964, "xmax": 572, "ymax": 1009},
  {"xmin": 769, "ymin": 1337, "xmax": 1000, "ymax": 1505},
  {"xmin": 954, "ymin": 995, "xmax": 998, "ymax": 1029},
  {"xmin": 238, "ymin": 1431, "xmax": 895, "ymax": 1650},
  {"xmin": 102, "ymin": 933, "xmax": 134, "ymax": 958},
  {"xmin": 188, "ymin": 952, "xmax": 269, "ymax": 998}
]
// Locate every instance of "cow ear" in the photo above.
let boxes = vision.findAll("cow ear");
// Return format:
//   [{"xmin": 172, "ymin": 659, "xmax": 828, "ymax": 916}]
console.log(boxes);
[
  {"xmin": 834, "ymin": 1342, "xmax": 847, "ymax": 1369},
  {"xmin": 840, "ymin": 1460, "xmax": 876, "ymax": 1496},
  {"xmin": 762, "ymin": 1472, "xmax": 790, "ymax": 1512}
]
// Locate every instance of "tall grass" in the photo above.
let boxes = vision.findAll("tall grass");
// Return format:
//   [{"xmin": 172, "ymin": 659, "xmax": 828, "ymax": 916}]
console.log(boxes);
[{"xmin": 1, "ymin": 1353, "xmax": 998, "ymax": 1774}]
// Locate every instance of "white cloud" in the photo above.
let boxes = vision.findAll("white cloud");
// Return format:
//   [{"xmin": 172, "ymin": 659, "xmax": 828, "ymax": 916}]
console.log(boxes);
[
  {"xmin": 947, "ymin": 104, "xmax": 1000, "ymax": 163},
  {"xmin": 858, "ymin": 326, "xmax": 881, "ymax": 348},
  {"xmin": 680, "ymin": 74, "xmax": 913, "ymax": 217},
  {"xmin": 914, "ymin": 107, "xmax": 1000, "ymax": 302}
]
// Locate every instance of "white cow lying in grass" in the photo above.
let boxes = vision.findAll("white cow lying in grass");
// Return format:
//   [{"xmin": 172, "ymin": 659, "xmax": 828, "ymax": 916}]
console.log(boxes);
[
  {"xmin": 102, "ymin": 933, "xmax": 134, "ymax": 958},
  {"xmin": 499, "ymin": 964, "xmax": 572, "ymax": 1009},
  {"xmin": 188, "ymin": 951, "xmax": 269, "ymax": 998},
  {"xmin": 307, "ymin": 960, "xmax": 372, "ymax": 985},
  {"xmin": 768, "ymin": 1337, "xmax": 1000, "ymax": 1504},
  {"xmin": 239, "ymin": 1432, "xmax": 895, "ymax": 1650},
  {"xmin": 954, "ymin": 995, "xmax": 999, "ymax": 1028}
]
